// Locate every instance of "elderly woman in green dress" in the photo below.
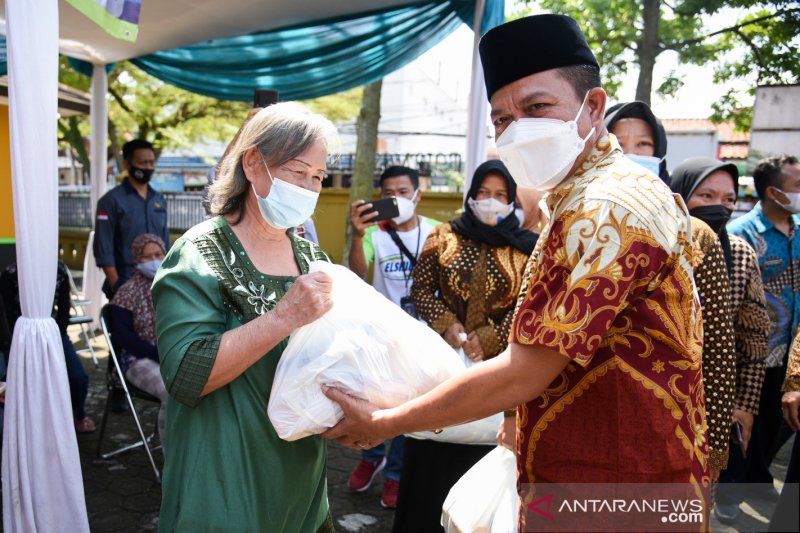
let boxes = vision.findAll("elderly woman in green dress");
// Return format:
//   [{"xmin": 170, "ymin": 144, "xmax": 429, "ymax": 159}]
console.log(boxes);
[{"xmin": 152, "ymin": 102, "xmax": 336, "ymax": 532}]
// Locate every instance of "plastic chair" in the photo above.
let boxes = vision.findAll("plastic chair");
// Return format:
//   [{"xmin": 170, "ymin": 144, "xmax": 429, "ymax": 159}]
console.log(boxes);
[
  {"xmin": 95, "ymin": 304, "xmax": 161, "ymax": 483},
  {"xmin": 65, "ymin": 267, "xmax": 98, "ymax": 367}
]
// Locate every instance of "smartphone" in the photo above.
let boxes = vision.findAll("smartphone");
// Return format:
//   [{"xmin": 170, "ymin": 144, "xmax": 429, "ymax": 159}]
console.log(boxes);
[
  {"xmin": 361, "ymin": 197, "xmax": 400, "ymax": 222},
  {"xmin": 732, "ymin": 420, "xmax": 747, "ymax": 458},
  {"xmin": 253, "ymin": 89, "xmax": 279, "ymax": 108}
]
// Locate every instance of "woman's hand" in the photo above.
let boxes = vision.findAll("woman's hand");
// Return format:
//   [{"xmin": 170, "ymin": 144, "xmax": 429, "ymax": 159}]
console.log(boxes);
[
  {"xmin": 496, "ymin": 414, "xmax": 515, "ymax": 451},
  {"xmin": 783, "ymin": 391, "xmax": 800, "ymax": 432},
  {"xmin": 732, "ymin": 409, "xmax": 754, "ymax": 448},
  {"xmin": 273, "ymin": 271, "xmax": 333, "ymax": 330},
  {"xmin": 444, "ymin": 322, "xmax": 466, "ymax": 349},
  {"xmin": 463, "ymin": 332, "xmax": 485, "ymax": 362}
]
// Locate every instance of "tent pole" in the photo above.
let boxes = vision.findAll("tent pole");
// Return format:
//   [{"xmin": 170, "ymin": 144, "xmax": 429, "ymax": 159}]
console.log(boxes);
[
  {"xmin": 90, "ymin": 64, "xmax": 109, "ymax": 218},
  {"xmin": 84, "ymin": 64, "xmax": 110, "ymax": 327},
  {"xmin": 464, "ymin": 0, "xmax": 488, "ymax": 195}
]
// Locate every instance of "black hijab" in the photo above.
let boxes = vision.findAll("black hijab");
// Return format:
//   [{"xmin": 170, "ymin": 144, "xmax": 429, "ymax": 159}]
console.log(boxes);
[
  {"xmin": 671, "ymin": 157, "xmax": 740, "ymax": 274},
  {"xmin": 604, "ymin": 101, "xmax": 671, "ymax": 184},
  {"xmin": 451, "ymin": 160, "xmax": 538, "ymax": 255}
]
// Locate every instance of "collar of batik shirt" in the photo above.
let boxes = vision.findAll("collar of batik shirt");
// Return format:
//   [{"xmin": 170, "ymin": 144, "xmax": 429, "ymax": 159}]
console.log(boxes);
[{"xmin": 544, "ymin": 133, "xmax": 621, "ymax": 214}]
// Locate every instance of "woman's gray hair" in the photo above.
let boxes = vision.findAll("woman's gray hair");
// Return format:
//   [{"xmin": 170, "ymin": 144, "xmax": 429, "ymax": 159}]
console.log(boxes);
[{"xmin": 208, "ymin": 102, "xmax": 337, "ymax": 223}]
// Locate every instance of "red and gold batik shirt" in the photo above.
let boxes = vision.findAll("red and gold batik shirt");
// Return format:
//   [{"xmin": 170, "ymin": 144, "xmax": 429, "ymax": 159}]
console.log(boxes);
[{"xmin": 510, "ymin": 136, "xmax": 710, "ymax": 527}]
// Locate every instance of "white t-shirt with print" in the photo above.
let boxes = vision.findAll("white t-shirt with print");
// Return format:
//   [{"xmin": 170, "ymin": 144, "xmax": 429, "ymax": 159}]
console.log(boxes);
[{"xmin": 363, "ymin": 216, "xmax": 438, "ymax": 306}]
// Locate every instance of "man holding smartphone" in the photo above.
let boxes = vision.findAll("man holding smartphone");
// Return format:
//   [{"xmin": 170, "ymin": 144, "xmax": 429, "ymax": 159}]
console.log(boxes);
[{"xmin": 346, "ymin": 165, "xmax": 440, "ymax": 508}]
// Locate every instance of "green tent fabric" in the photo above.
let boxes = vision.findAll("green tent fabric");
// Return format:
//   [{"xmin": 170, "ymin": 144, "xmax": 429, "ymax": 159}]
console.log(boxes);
[
  {"xmin": 1, "ymin": 0, "xmax": 503, "ymax": 101},
  {"xmin": 128, "ymin": 0, "xmax": 503, "ymax": 101}
]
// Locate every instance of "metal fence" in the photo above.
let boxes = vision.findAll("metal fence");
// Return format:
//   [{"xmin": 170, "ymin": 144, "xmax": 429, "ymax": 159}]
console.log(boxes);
[{"xmin": 58, "ymin": 192, "xmax": 208, "ymax": 232}]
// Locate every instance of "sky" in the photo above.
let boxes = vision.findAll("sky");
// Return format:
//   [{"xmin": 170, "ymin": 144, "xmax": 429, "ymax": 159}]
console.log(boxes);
[{"xmin": 410, "ymin": 6, "xmax": 760, "ymax": 120}]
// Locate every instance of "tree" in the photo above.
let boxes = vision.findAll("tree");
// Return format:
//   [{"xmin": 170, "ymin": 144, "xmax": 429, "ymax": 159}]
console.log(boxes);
[
  {"xmin": 514, "ymin": 0, "xmax": 799, "ymax": 129},
  {"xmin": 341, "ymin": 79, "xmax": 382, "ymax": 266},
  {"xmin": 105, "ymin": 62, "xmax": 250, "ymax": 159},
  {"xmin": 301, "ymin": 87, "xmax": 364, "ymax": 124},
  {"xmin": 57, "ymin": 59, "xmax": 363, "ymax": 176}
]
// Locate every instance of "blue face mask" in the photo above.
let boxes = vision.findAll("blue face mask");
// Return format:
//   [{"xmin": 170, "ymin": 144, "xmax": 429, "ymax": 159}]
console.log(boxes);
[
  {"xmin": 137, "ymin": 259, "xmax": 162, "ymax": 279},
  {"xmin": 626, "ymin": 154, "xmax": 662, "ymax": 178},
  {"xmin": 253, "ymin": 154, "xmax": 320, "ymax": 229}
]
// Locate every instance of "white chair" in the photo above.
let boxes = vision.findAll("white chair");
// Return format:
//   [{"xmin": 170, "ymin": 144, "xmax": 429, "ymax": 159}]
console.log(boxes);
[
  {"xmin": 96, "ymin": 305, "xmax": 161, "ymax": 483},
  {"xmin": 65, "ymin": 267, "xmax": 98, "ymax": 367}
]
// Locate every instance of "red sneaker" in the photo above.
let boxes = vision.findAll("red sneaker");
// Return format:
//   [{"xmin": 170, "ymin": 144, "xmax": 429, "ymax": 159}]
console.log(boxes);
[
  {"xmin": 380, "ymin": 479, "xmax": 399, "ymax": 509},
  {"xmin": 347, "ymin": 457, "xmax": 387, "ymax": 492}
]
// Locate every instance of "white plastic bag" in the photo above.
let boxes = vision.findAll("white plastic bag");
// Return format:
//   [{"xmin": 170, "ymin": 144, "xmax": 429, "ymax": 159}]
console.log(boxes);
[
  {"xmin": 441, "ymin": 445, "xmax": 519, "ymax": 533},
  {"xmin": 406, "ymin": 346, "xmax": 505, "ymax": 445},
  {"xmin": 267, "ymin": 261, "xmax": 465, "ymax": 441},
  {"xmin": 405, "ymin": 412, "xmax": 504, "ymax": 445}
]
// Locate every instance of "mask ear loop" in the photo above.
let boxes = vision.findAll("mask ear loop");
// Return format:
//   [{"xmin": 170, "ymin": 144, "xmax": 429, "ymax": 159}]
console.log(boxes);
[
  {"xmin": 258, "ymin": 151, "xmax": 276, "ymax": 184},
  {"xmin": 574, "ymin": 91, "xmax": 596, "ymax": 145},
  {"xmin": 251, "ymin": 149, "xmax": 276, "ymax": 200}
]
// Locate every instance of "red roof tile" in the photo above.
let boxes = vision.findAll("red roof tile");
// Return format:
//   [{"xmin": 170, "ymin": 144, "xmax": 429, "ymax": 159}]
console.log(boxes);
[{"xmin": 662, "ymin": 119, "xmax": 750, "ymax": 142}]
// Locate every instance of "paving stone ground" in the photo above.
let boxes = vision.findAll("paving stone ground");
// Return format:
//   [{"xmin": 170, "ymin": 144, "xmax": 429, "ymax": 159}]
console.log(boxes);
[{"xmin": 6, "ymin": 326, "xmax": 795, "ymax": 532}]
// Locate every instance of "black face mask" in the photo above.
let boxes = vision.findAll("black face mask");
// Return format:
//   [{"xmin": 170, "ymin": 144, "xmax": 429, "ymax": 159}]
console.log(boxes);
[
  {"xmin": 689, "ymin": 204, "xmax": 734, "ymax": 235},
  {"xmin": 129, "ymin": 165, "xmax": 154, "ymax": 184}
]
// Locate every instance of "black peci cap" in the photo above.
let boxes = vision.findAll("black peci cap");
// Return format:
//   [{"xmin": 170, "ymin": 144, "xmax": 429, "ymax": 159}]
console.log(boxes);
[{"xmin": 479, "ymin": 14, "xmax": 599, "ymax": 100}]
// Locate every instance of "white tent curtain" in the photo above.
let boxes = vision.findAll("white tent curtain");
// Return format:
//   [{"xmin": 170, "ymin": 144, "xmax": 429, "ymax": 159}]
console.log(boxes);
[
  {"xmin": 464, "ymin": 0, "xmax": 489, "ymax": 193},
  {"xmin": 1, "ymin": 0, "xmax": 90, "ymax": 531},
  {"xmin": 83, "ymin": 63, "xmax": 110, "ymax": 325}
]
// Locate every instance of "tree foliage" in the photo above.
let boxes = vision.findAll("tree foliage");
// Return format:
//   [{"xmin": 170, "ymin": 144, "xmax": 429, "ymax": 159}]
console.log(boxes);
[
  {"xmin": 513, "ymin": 0, "xmax": 799, "ymax": 129},
  {"xmin": 57, "ymin": 59, "xmax": 363, "ymax": 178}
]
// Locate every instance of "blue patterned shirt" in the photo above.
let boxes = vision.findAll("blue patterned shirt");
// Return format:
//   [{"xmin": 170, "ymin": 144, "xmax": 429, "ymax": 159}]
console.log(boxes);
[{"xmin": 728, "ymin": 202, "xmax": 800, "ymax": 367}]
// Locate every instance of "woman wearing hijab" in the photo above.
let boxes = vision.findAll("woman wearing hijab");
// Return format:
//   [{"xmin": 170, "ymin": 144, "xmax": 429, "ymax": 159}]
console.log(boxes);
[
  {"xmin": 667, "ymin": 158, "xmax": 742, "ymax": 478},
  {"xmin": 607, "ymin": 100, "xmax": 737, "ymax": 477},
  {"xmin": 396, "ymin": 160, "xmax": 536, "ymax": 532},
  {"xmin": 109, "ymin": 233, "xmax": 168, "ymax": 450},
  {"xmin": 604, "ymin": 100, "xmax": 670, "ymax": 183},
  {"xmin": 671, "ymin": 157, "xmax": 770, "ymax": 523}
]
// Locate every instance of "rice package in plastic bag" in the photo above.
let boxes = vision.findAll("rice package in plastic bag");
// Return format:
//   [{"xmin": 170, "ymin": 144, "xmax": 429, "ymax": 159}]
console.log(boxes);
[{"xmin": 267, "ymin": 261, "xmax": 465, "ymax": 441}]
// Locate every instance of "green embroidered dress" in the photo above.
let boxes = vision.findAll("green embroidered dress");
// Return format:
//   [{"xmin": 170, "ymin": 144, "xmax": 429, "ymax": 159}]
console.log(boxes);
[{"xmin": 152, "ymin": 216, "xmax": 331, "ymax": 532}]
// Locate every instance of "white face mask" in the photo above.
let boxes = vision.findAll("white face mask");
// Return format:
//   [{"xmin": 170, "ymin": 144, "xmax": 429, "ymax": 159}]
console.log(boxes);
[
  {"xmin": 468, "ymin": 197, "xmax": 514, "ymax": 226},
  {"xmin": 625, "ymin": 154, "xmax": 662, "ymax": 177},
  {"xmin": 495, "ymin": 92, "xmax": 596, "ymax": 192},
  {"xmin": 253, "ymin": 154, "xmax": 320, "ymax": 229},
  {"xmin": 137, "ymin": 259, "xmax": 162, "ymax": 279},
  {"xmin": 392, "ymin": 190, "xmax": 419, "ymax": 225},
  {"xmin": 514, "ymin": 207, "xmax": 525, "ymax": 226},
  {"xmin": 775, "ymin": 188, "xmax": 800, "ymax": 214}
]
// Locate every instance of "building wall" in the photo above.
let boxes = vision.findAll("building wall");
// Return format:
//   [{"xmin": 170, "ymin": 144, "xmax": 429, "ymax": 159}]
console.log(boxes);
[
  {"xmin": 0, "ymin": 105, "xmax": 15, "ymax": 269},
  {"xmin": 751, "ymin": 85, "xmax": 800, "ymax": 158}
]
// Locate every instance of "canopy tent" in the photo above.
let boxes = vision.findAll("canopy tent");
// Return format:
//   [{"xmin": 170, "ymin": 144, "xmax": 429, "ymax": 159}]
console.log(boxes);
[{"xmin": 0, "ymin": 0, "xmax": 502, "ymax": 530}]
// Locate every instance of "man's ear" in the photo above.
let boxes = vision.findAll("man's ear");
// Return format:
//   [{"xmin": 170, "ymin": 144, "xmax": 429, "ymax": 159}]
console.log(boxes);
[
  {"xmin": 767, "ymin": 185, "xmax": 786, "ymax": 205},
  {"xmin": 586, "ymin": 87, "xmax": 607, "ymax": 132}
]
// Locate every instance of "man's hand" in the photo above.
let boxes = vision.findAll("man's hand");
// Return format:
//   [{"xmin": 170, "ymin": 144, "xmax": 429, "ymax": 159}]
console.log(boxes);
[
  {"xmin": 444, "ymin": 322, "xmax": 466, "ymax": 349},
  {"xmin": 102, "ymin": 266, "xmax": 119, "ymax": 294},
  {"xmin": 782, "ymin": 391, "xmax": 800, "ymax": 432},
  {"xmin": 496, "ymin": 415, "xmax": 515, "ymax": 451},
  {"xmin": 732, "ymin": 409, "xmax": 754, "ymax": 448},
  {"xmin": 463, "ymin": 332, "xmax": 485, "ymax": 362},
  {"xmin": 350, "ymin": 200, "xmax": 380, "ymax": 238},
  {"xmin": 321, "ymin": 386, "xmax": 389, "ymax": 450}
]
